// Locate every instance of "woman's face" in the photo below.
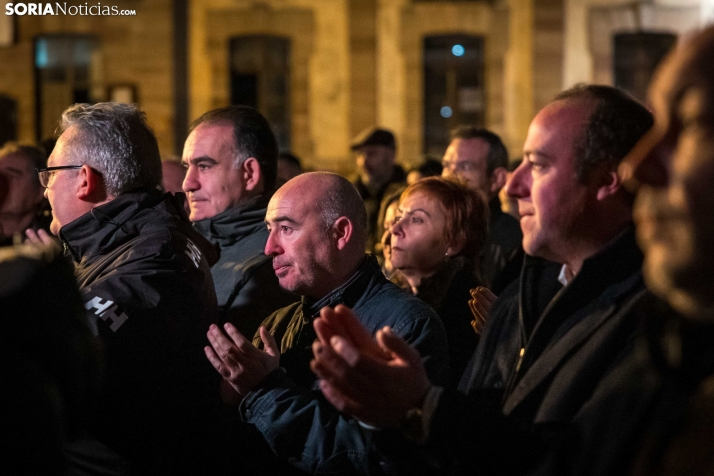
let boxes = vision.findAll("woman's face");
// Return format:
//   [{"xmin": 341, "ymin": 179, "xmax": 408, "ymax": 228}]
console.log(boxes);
[{"xmin": 390, "ymin": 190, "xmax": 451, "ymax": 278}]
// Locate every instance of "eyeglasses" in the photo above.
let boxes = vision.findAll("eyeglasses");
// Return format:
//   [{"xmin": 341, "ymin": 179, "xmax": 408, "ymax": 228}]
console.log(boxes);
[{"xmin": 36, "ymin": 165, "xmax": 83, "ymax": 188}]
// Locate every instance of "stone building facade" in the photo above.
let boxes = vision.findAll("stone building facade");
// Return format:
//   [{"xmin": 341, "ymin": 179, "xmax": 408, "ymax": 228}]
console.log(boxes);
[{"xmin": 0, "ymin": 0, "xmax": 708, "ymax": 173}]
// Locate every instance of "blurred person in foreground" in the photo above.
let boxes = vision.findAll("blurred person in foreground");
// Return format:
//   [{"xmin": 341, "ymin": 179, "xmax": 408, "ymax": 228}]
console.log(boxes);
[
  {"xmin": 389, "ymin": 176, "xmax": 488, "ymax": 385},
  {"xmin": 0, "ymin": 142, "xmax": 50, "ymax": 245},
  {"xmin": 442, "ymin": 126, "xmax": 523, "ymax": 293},
  {"xmin": 28, "ymin": 102, "xmax": 226, "ymax": 475},
  {"xmin": 310, "ymin": 84, "xmax": 653, "ymax": 475},
  {"xmin": 0, "ymin": 244, "xmax": 98, "ymax": 476},
  {"xmin": 204, "ymin": 172, "xmax": 448, "ymax": 475}
]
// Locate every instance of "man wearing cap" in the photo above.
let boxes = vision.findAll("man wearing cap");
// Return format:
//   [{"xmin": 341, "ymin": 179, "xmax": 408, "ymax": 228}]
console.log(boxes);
[{"xmin": 351, "ymin": 127, "xmax": 406, "ymax": 252}]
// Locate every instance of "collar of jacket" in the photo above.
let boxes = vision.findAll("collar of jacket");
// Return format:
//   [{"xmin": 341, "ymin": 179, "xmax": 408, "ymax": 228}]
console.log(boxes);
[
  {"xmin": 192, "ymin": 195, "xmax": 269, "ymax": 248},
  {"xmin": 60, "ymin": 188, "xmax": 212, "ymax": 264},
  {"xmin": 516, "ymin": 224, "xmax": 643, "ymax": 371},
  {"xmin": 302, "ymin": 254, "xmax": 381, "ymax": 317}
]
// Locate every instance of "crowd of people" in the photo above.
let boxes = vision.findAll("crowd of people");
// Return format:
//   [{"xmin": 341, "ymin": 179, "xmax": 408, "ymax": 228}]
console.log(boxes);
[{"xmin": 3, "ymin": 23, "xmax": 714, "ymax": 476}]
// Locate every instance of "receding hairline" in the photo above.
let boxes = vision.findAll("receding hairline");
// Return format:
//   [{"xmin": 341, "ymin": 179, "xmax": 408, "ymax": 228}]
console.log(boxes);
[{"xmin": 276, "ymin": 172, "xmax": 348, "ymax": 205}]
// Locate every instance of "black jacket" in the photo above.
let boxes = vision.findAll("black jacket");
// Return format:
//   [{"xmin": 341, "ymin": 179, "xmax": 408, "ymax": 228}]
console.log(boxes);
[
  {"xmin": 240, "ymin": 256, "xmax": 450, "ymax": 475},
  {"xmin": 479, "ymin": 197, "xmax": 523, "ymax": 295},
  {"xmin": 536, "ymin": 296, "xmax": 714, "ymax": 476},
  {"xmin": 194, "ymin": 196, "xmax": 297, "ymax": 337},
  {"xmin": 60, "ymin": 190, "xmax": 226, "ymax": 475},
  {"xmin": 414, "ymin": 258, "xmax": 480, "ymax": 388},
  {"xmin": 376, "ymin": 227, "xmax": 646, "ymax": 476}
]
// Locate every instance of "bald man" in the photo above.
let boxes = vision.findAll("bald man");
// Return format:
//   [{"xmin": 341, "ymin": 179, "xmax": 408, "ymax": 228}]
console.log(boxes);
[{"xmin": 205, "ymin": 172, "xmax": 448, "ymax": 475}]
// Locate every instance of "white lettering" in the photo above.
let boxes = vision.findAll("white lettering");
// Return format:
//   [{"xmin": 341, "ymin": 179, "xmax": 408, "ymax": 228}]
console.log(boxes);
[
  {"xmin": 84, "ymin": 295, "xmax": 115, "ymax": 315},
  {"xmin": 100, "ymin": 304, "xmax": 129, "ymax": 332},
  {"xmin": 42, "ymin": 3, "xmax": 53, "ymax": 14},
  {"xmin": 185, "ymin": 239, "xmax": 201, "ymax": 268},
  {"xmin": 28, "ymin": 3, "xmax": 37, "ymax": 14},
  {"xmin": 14, "ymin": 3, "xmax": 26, "ymax": 15},
  {"xmin": 54, "ymin": 2, "xmax": 65, "ymax": 14},
  {"xmin": 5, "ymin": 4, "xmax": 13, "ymax": 15}
]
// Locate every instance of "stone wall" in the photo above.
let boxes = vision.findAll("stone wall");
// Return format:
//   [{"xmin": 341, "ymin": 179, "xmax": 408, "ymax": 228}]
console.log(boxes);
[{"xmin": 0, "ymin": 0, "xmax": 175, "ymax": 156}]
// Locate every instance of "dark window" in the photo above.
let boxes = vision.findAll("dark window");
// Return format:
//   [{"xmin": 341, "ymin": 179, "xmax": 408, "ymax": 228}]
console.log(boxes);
[
  {"xmin": 614, "ymin": 32, "xmax": 677, "ymax": 103},
  {"xmin": 423, "ymin": 34, "xmax": 485, "ymax": 157},
  {"xmin": 229, "ymin": 36, "xmax": 290, "ymax": 150},
  {"xmin": 34, "ymin": 35, "xmax": 99, "ymax": 141},
  {"xmin": 0, "ymin": 95, "xmax": 17, "ymax": 146}
]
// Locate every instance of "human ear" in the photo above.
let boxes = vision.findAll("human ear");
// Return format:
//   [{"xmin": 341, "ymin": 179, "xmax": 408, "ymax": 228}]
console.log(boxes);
[
  {"xmin": 595, "ymin": 168, "xmax": 623, "ymax": 201},
  {"xmin": 445, "ymin": 236, "xmax": 466, "ymax": 258},
  {"xmin": 75, "ymin": 165, "xmax": 97, "ymax": 200},
  {"xmin": 332, "ymin": 216, "xmax": 354, "ymax": 251},
  {"xmin": 242, "ymin": 157, "xmax": 263, "ymax": 192},
  {"xmin": 488, "ymin": 167, "xmax": 508, "ymax": 194}
]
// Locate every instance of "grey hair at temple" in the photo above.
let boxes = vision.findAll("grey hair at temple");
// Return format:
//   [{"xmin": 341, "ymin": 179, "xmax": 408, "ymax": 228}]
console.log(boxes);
[{"xmin": 59, "ymin": 102, "xmax": 162, "ymax": 196}]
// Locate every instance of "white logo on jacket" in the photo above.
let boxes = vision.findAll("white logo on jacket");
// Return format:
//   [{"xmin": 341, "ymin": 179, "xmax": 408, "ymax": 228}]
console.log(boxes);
[{"xmin": 85, "ymin": 296, "xmax": 128, "ymax": 332}]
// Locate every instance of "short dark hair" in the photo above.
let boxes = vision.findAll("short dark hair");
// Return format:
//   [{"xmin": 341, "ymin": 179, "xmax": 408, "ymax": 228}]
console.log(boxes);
[
  {"xmin": 61, "ymin": 103, "xmax": 161, "ymax": 196},
  {"xmin": 190, "ymin": 106, "xmax": 278, "ymax": 192},
  {"xmin": 450, "ymin": 126, "xmax": 509, "ymax": 174},
  {"xmin": 401, "ymin": 176, "xmax": 489, "ymax": 259},
  {"xmin": 313, "ymin": 172, "xmax": 368, "ymax": 248},
  {"xmin": 278, "ymin": 151, "xmax": 302, "ymax": 170},
  {"xmin": 554, "ymin": 84, "xmax": 654, "ymax": 182}
]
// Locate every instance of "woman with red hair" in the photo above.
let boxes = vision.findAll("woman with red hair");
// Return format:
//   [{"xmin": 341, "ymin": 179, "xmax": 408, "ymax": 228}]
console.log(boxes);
[{"xmin": 390, "ymin": 176, "xmax": 489, "ymax": 385}]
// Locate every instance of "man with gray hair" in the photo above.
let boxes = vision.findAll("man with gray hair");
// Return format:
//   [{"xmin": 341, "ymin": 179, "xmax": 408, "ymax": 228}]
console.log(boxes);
[
  {"xmin": 182, "ymin": 106, "xmax": 296, "ymax": 339},
  {"xmin": 204, "ymin": 172, "xmax": 449, "ymax": 475},
  {"xmin": 29, "ymin": 102, "xmax": 226, "ymax": 474}
]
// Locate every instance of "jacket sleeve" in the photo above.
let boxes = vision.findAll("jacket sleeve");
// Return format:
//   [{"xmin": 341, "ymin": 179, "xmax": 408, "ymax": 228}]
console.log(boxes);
[
  {"xmin": 239, "ymin": 309, "xmax": 450, "ymax": 475},
  {"xmin": 240, "ymin": 369, "xmax": 374, "ymax": 475},
  {"xmin": 78, "ymin": 231, "xmax": 223, "ymax": 470}
]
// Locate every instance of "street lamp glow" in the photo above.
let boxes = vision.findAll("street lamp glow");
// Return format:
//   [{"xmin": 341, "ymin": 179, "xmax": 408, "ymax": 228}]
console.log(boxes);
[{"xmin": 452, "ymin": 44, "xmax": 465, "ymax": 57}]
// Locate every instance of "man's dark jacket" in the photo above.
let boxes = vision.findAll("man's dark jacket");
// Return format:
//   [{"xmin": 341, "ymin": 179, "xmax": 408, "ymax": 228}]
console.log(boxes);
[
  {"xmin": 377, "ymin": 227, "xmax": 646, "ymax": 476},
  {"xmin": 533, "ymin": 295, "xmax": 714, "ymax": 476},
  {"xmin": 59, "ymin": 189, "xmax": 227, "ymax": 475},
  {"xmin": 194, "ymin": 196, "xmax": 297, "ymax": 337},
  {"xmin": 240, "ymin": 256, "xmax": 449, "ymax": 475}
]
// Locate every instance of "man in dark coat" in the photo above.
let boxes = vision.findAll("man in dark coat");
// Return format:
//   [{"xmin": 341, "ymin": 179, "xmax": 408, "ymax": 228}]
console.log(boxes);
[
  {"xmin": 182, "ymin": 106, "xmax": 296, "ymax": 338},
  {"xmin": 535, "ymin": 25, "xmax": 714, "ymax": 476},
  {"xmin": 205, "ymin": 172, "xmax": 449, "ymax": 475},
  {"xmin": 441, "ymin": 126, "xmax": 523, "ymax": 294},
  {"xmin": 28, "ymin": 102, "xmax": 228, "ymax": 474},
  {"xmin": 310, "ymin": 84, "xmax": 654, "ymax": 475}
]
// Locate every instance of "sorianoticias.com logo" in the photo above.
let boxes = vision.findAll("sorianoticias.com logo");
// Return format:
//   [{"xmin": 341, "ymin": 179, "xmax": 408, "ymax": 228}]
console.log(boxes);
[{"xmin": 5, "ymin": 3, "xmax": 137, "ymax": 16}]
